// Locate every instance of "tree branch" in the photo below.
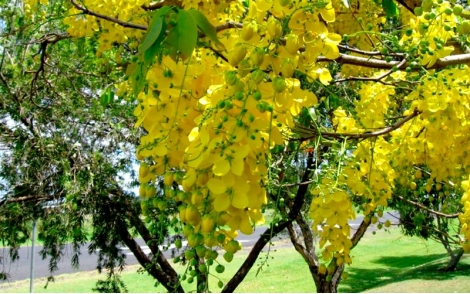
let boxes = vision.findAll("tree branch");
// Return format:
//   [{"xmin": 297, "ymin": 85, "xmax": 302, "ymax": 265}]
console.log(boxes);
[
  {"xmin": 216, "ymin": 21, "xmax": 243, "ymax": 32},
  {"xmin": 286, "ymin": 222, "xmax": 318, "ymax": 267},
  {"xmin": 394, "ymin": 194, "xmax": 460, "ymax": 218},
  {"xmin": 222, "ymin": 152, "xmax": 314, "ymax": 293},
  {"xmin": 351, "ymin": 219, "xmax": 371, "ymax": 248},
  {"xmin": 319, "ymin": 52, "xmax": 470, "ymax": 70},
  {"xmin": 337, "ymin": 44, "xmax": 405, "ymax": 57},
  {"xmin": 128, "ymin": 210, "xmax": 181, "ymax": 289},
  {"xmin": 281, "ymin": 179, "xmax": 315, "ymax": 188},
  {"xmin": 394, "ymin": 0, "xmax": 421, "ymax": 13},
  {"xmin": 69, "ymin": 0, "xmax": 147, "ymax": 30},
  {"xmin": 117, "ymin": 225, "xmax": 184, "ymax": 293},
  {"xmin": 141, "ymin": 0, "xmax": 183, "ymax": 10},
  {"xmin": 296, "ymin": 108, "xmax": 421, "ymax": 141},
  {"xmin": 64, "ymin": 3, "xmax": 470, "ymax": 75},
  {"xmin": 109, "ymin": 187, "xmax": 182, "ymax": 292},
  {"xmin": 0, "ymin": 194, "xmax": 58, "ymax": 206},
  {"xmin": 334, "ymin": 57, "xmax": 408, "ymax": 84}
]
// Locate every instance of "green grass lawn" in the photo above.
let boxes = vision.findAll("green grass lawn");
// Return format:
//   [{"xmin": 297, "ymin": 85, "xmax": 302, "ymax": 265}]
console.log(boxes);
[{"xmin": 1, "ymin": 228, "xmax": 469, "ymax": 293}]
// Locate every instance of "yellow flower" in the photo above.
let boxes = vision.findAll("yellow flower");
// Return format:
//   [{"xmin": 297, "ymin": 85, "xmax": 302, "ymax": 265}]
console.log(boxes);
[{"xmin": 207, "ymin": 173, "xmax": 251, "ymax": 211}]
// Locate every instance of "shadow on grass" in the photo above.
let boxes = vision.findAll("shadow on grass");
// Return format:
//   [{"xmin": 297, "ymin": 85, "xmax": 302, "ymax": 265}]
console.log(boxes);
[
  {"xmin": 340, "ymin": 254, "xmax": 470, "ymax": 293},
  {"xmin": 371, "ymin": 254, "xmax": 446, "ymax": 268}
]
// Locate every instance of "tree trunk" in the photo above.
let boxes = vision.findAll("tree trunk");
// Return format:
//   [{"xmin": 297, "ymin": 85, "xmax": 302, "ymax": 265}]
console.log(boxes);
[
  {"xmin": 441, "ymin": 248, "xmax": 464, "ymax": 272},
  {"xmin": 315, "ymin": 279, "xmax": 339, "ymax": 293},
  {"xmin": 435, "ymin": 232, "xmax": 465, "ymax": 272},
  {"xmin": 313, "ymin": 267, "xmax": 343, "ymax": 293}
]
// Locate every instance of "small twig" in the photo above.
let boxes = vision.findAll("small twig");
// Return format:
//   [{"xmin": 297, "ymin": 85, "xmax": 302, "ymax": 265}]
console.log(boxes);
[
  {"xmin": 216, "ymin": 21, "xmax": 243, "ymax": 32},
  {"xmin": 335, "ymin": 57, "xmax": 408, "ymax": 84},
  {"xmin": 281, "ymin": 179, "xmax": 315, "ymax": 188},
  {"xmin": 338, "ymin": 44, "xmax": 405, "ymax": 58},
  {"xmin": 207, "ymin": 46, "xmax": 228, "ymax": 63},
  {"xmin": 298, "ymin": 108, "xmax": 420, "ymax": 141},
  {"xmin": 29, "ymin": 34, "xmax": 70, "ymax": 109}
]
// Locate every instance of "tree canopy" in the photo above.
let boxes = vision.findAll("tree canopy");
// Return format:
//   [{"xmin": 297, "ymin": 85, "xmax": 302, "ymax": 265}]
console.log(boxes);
[{"xmin": 2, "ymin": 0, "xmax": 470, "ymax": 292}]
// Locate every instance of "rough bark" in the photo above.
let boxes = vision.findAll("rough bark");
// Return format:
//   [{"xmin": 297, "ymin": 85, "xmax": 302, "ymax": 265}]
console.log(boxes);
[
  {"xmin": 440, "ymin": 247, "xmax": 465, "ymax": 272},
  {"xmin": 313, "ymin": 267, "xmax": 343, "ymax": 293},
  {"xmin": 108, "ymin": 190, "xmax": 183, "ymax": 293},
  {"xmin": 127, "ymin": 210, "xmax": 181, "ymax": 285},
  {"xmin": 118, "ymin": 223, "xmax": 184, "ymax": 293}
]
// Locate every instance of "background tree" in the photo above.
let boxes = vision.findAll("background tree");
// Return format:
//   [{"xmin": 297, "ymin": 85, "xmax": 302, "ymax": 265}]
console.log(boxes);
[
  {"xmin": 0, "ymin": 2, "xmax": 185, "ymax": 291},
  {"xmin": 390, "ymin": 167, "xmax": 464, "ymax": 271}
]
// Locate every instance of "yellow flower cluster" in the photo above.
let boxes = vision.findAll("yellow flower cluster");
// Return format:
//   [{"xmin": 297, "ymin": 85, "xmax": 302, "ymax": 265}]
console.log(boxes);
[
  {"xmin": 394, "ymin": 68, "xmax": 470, "ymax": 182},
  {"xmin": 63, "ymin": 0, "xmax": 147, "ymax": 54},
  {"xmin": 308, "ymin": 133, "xmax": 397, "ymax": 267},
  {"xmin": 355, "ymin": 74, "xmax": 397, "ymax": 129},
  {"xmin": 331, "ymin": 0, "xmax": 384, "ymax": 77},
  {"xmin": 131, "ymin": 0, "xmax": 343, "ymax": 263},
  {"xmin": 332, "ymin": 107, "xmax": 361, "ymax": 133},
  {"xmin": 400, "ymin": 0, "xmax": 458, "ymax": 67},
  {"xmin": 310, "ymin": 180, "xmax": 355, "ymax": 265}
]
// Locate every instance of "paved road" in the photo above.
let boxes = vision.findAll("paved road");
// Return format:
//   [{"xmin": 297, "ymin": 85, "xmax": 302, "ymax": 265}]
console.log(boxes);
[
  {"xmin": 0, "ymin": 211, "xmax": 399, "ymax": 283},
  {"xmin": 0, "ymin": 230, "xmax": 265, "ymax": 283}
]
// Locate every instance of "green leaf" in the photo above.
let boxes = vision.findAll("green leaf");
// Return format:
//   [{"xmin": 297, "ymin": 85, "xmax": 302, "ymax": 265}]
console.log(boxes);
[
  {"xmin": 139, "ymin": 16, "xmax": 163, "ymax": 54},
  {"xmin": 165, "ymin": 9, "xmax": 198, "ymax": 61},
  {"xmin": 130, "ymin": 63, "xmax": 146, "ymax": 96},
  {"xmin": 100, "ymin": 89, "xmax": 114, "ymax": 107},
  {"xmin": 186, "ymin": 9, "xmax": 225, "ymax": 49},
  {"xmin": 177, "ymin": 9, "xmax": 198, "ymax": 59},
  {"xmin": 138, "ymin": 6, "xmax": 173, "ymax": 55},
  {"xmin": 152, "ymin": 5, "xmax": 173, "ymax": 19},
  {"xmin": 144, "ymin": 20, "xmax": 167, "ymax": 62},
  {"xmin": 382, "ymin": 0, "xmax": 398, "ymax": 17}
]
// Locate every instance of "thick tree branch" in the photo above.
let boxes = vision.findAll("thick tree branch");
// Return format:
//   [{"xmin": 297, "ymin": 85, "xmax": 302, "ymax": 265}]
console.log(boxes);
[
  {"xmin": 108, "ymin": 187, "xmax": 181, "ymax": 292},
  {"xmin": 117, "ymin": 226, "xmax": 183, "ymax": 293},
  {"xmin": 286, "ymin": 223, "xmax": 318, "ymax": 266},
  {"xmin": 128, "ymin": 210, "xmax": 181, "ymax": 289},
  {"xmin": 287, "ymin": 216, "xmax": 319, "ymax": 270},
  {"xmin": 320, "ymin": 52, "xmax": 470, "ymax": 70},
  {"xmin": 350, "ymin": 219, "xmax": 371, "ymax": 248},
  {"xmin": 295, "ymin": 215, "xmax": 317, "ymax": 257}
]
